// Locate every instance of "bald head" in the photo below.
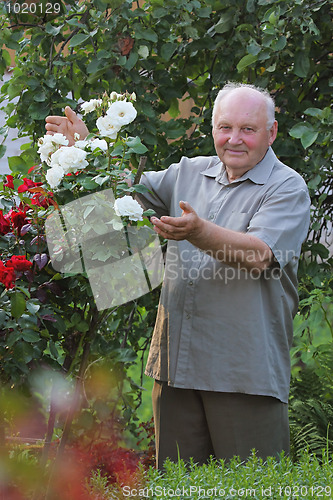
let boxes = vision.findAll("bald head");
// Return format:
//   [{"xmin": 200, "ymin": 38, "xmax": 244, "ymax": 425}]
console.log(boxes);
[{"xmin": 212, "ymin": 83, "xmax": 276, "ymax": 130}]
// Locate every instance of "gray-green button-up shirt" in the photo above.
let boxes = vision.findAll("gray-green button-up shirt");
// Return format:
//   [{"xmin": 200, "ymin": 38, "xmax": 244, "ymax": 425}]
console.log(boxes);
[{"xmin": 139, "ymin": 148, "xmax": 310, "ymax": 403}]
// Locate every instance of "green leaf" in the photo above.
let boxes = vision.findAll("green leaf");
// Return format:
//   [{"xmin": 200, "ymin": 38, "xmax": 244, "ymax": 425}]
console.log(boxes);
[
  {"xmin": 301, "ymin": 129, "xmax": 318, "ymax": 149},
  {"xmin": 28, "ymin": 102, "xmax": 50, "ymax": 120},
  {"xmin": 124, "ymin": 51, "xmax": 138, "ymax": 70},
  {"xmin": 11, "ymin": 292, "xmax": 26, "ymax": 319},
  {"xmin": 45, "ymin": 23, "xmax": 61, "ymax": 35},
  {"xmin": 69, "ymin": 34, "xmax": 91, "ymax": 48},
  {"xmin": 0, "ymin": 145, "xmax": 6, "ymax": 160},
  {"xmin": 214, "ymin": 12, "xmax": 234, "ymax": 34},
  {"xmin": 134, "ymin": 26, "xmax": 158, "ymax": 43},
  {"xmin": 77, "ymin": 321, "xmax": 89, "ymax": 333},
  {"xmin": 167, "ymin": 98, "xmax": 180, "ymax": 118},
  {"xmin": 22, "ymin": 330, "xmax": 40, "ymax": 343},
  {"xmin": 304, "ymin": 108, "xmax": 322, "ymax": 118},
  {"xmin": 138, "ymin": 45, "xmax": 149, "ymax": 59},
  {"xmin": 143, "ymin": 208, "xmax": 156, "ymax": 217},
  {"xmin": 289, "ymin": 123, "xmax": 308, "ymax": 139},
  {"xmin": 33, "ymin": 91, "xmax": 47, "ymax": 102},
  {"xmin": 160, "ymin": 43, "xmax": 177, "ymax": 61},
  {"xmin": 79, "ymin": 177, "xmax": 99, "ymax": 189},
  {"xmin": 126, "ymin": 136, "xmax": 148, "ymax": 154},
  {"xmin": 8, "ymin": 156, "xmax": 29, "ymax": 174},
  {"xmin": 236, "ymin": 54, "xmax": 257, "ymax": 72},
  {"xmin": 0, "ymin": 310, "xmax": 7, "ymax": 327},
  {"xmin": 48, "ymin": 340, "xmax": 60, "ymax": 360},
  {"xmin": 294, "ymin": 52, "xmax": 310, "ymax": 77}
]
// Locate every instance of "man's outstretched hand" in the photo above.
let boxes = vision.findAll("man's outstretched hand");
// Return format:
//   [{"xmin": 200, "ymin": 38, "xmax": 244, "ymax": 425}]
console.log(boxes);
[
  {"xmin": 151, "ymin": 201, "xmax": 204, "ymax": 242},
  {"xmin": 45, "ymin": 106, "xmax": 89, "ymax": 145}
]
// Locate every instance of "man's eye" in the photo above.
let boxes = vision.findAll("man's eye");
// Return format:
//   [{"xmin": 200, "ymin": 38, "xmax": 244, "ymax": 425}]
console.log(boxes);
[{"xmin": 244, "ymin": 127, "xmax": 254, "ymax": 132}]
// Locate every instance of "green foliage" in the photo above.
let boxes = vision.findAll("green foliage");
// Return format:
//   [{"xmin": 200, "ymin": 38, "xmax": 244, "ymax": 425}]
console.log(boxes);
[
  {"xmin": 290, "ymin": 281, "xmax": 333, "ymax": 461},
  {"xmin": 139, "ymin": 452, "xmax": 333, "ymax": 500},
  {"xmin": 0, "ymin": 0, "xmax": 332, "ymax": 471}
]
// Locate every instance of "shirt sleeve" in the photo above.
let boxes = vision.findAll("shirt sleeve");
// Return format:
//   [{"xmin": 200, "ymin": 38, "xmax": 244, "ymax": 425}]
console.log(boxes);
[
  {"xmin": 247, "ymin": 178, "xmax": 311, "ymax": 269},
  {"xmin": 138, "ymin": 163, "xmax": 179, "ymax": 218}
]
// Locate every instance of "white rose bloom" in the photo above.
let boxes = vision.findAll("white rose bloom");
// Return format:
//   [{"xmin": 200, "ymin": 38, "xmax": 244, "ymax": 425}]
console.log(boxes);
[
  {"xmin": 75, "ymin": 140, "xmax": 90, "ymax": 149},
  {"xmin": 50, "ymin": 146, "xmax": 89, "ymax": 174},
  {"xmin": 45, "ymin": 165, "xmax": 64, "ymax": 188},
  {"xmin": 96, "ymin": 115, "xmax": 121, "ymax": 139},
  {"xmin": 90, "ymin": 138, "xmax": 108, "ymax": 151},
  {"xmin": 80, "ymin": 98, "xmax": 103, "ymax": 115},
  {"xmin": 106, "ymin": 101, "xmax": 137, "ymax": 127},
  {"xmin": 38, "ymin": 133, "xmax": 69, "ymax": 164},
  {"xmin": 114, "ymin": 196, "xmax": 144, "ymax": 221}
]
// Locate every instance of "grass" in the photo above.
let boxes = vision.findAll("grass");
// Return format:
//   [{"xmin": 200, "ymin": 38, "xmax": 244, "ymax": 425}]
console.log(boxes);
[{"xmin": 88, "ymin": 450, "xmax": 333, "ymax": 499}]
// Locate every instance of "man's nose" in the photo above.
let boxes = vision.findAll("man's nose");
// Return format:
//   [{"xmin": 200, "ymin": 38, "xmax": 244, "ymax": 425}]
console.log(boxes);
[{"xmin": 228, "ymin": 129, "xmax": 242, "ymax": 144}]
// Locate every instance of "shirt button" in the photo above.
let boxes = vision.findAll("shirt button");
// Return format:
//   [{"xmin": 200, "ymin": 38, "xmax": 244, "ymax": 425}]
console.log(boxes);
[
  {"xmin": 208, "ymin": 214, "xmax": 214, "ymax": 220},
  {"xmin": 188, "ymin": 280, "xmax": 194, "ymax": 286},
  {"xmin": 186, "ymin": 313, "xmax": 191, "ymax": 319}
]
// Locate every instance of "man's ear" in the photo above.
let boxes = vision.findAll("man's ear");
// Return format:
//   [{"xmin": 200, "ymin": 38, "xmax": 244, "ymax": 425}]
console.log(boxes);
[{"xmin": 268, "ymin": 120, "xmax": 278, "ymax": 146}]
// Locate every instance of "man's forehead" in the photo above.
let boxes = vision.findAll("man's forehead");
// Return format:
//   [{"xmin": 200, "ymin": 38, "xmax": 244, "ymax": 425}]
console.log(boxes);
[
  {"xmin": 220, "ymin": 88, "xmax": 266, "ymax": 107},
  {"xmin": 216, "ymin": 91, "xmax": 267, "ymax": 121}
]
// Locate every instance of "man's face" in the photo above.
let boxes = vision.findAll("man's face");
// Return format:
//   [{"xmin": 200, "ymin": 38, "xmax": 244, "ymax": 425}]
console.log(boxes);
[{"xmin": 212, "ymin": 89, "xmax": 277, "ymax": 180}]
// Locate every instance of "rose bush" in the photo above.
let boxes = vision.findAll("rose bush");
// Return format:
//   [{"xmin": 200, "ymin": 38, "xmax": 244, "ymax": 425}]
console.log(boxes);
[{"xmin": 0, "ymin": 91, "xmax": 161, "ymax": 493}]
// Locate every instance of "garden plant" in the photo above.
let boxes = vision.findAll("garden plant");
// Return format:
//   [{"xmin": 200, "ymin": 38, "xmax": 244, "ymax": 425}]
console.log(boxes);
[{"xmin": 0, "ymin": 0, "xmax": 332, "ymax": 497}]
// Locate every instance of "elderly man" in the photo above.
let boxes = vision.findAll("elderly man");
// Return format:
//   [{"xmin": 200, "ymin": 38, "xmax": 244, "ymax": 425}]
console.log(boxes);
[{"xmin": 45, "ymin": 83, "xmax": 310, "ymax": 468}]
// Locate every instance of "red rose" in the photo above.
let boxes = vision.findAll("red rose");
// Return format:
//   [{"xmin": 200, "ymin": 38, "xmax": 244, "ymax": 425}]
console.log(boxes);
[
  {"xmin": 17, "ymin": 177, "xmax": 43, "ymax": 193},
  {"xmin": 3, "ymin": 175, "xmax": 14, "ymax": 189},
  {"xmin": 7, "ymin": 255, "xmax": 33, "ymax": 272},
  {"xmin": 0, "ymin": 262, "xmax": 16, "ymax": 289},
  {"xmin": 8, "ymin": 209, "xmax": 27, "ymax": 233},
  {"xmin": 0, "ymin": 210, "xmax": 11, "ymax": 235}
]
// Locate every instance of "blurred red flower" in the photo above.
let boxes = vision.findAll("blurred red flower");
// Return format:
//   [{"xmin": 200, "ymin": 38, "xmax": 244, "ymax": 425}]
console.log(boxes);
[
  {"xmin": 17, "ymin": 177, "xmax": 43, "ymax": 193},
  {"xmin": 0, "ymin": 210, "xmax": 11, "ymax": 235},
  {"xmin": 7, "ymin": 209, "xmax": 28, "ymax": 234},
  {"xmin": 7, "ymin": 255, "xmax": 33, "ymax": 272},
  {"xmin": 0, "ymin": 262, "xmax": 16, "ymax": 289},
  {"xmin": 3, "ymin": 174, "xmax": 14, "ymax": 189}
]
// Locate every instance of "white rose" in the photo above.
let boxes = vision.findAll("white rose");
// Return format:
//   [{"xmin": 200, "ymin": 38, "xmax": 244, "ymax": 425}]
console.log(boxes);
[
  {"xmin": 38, "ymin": 133, "xmax": 69, "ymax": 164},
  {"xmin": 80, "ymin": 98, "xmax": 103, "ymax": 115},
  {"xmin": 45, "ymin": 165, "xmax": 64, "ymax": 188},
  {"xmin": 50, "ymin": 146, "xmax": 89, "ymax": 174},
  {"xmin": 114, "ymin": 196, "xmax": 143, "ymax": 221},
  {"xmin": 96, "ymin": 115, "xmax": 121, "ymax": 139},
  {"xmin": 74, "ymin": 140, "xmax": 90, "ymax": 149},
  {"xmin": 90, "ymin": 138, "xmax": 108, "ymax": 151},
  {"xmin": 106, "ymin": 101, "xmax": 137, "ymax": 127}
]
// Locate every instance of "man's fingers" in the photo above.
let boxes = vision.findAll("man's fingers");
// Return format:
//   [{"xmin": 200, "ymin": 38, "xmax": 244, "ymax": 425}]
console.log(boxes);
[
  {"xmin": 64, "ymin": 106, "xmax": 78, "ymax": 124},
  {"xmin": 45, "ymin": 116, "xmax": 63, "ymax": 125},
  {"xmin": 160, "ymin": 215, "xmax": 186, "ymax": 227},
  {"xmin": 179, "ymin": 200, "xmax": 195, "ymax": 214},
  {"xmin": 45, "ymin": 122, "xmax": 61, "ymax": 132}
]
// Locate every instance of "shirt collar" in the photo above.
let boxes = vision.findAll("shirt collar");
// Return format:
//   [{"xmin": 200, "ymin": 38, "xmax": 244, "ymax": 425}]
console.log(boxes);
[{"xmin": 201, "ymin": 147, "xmax": 276, "ymax": 186}]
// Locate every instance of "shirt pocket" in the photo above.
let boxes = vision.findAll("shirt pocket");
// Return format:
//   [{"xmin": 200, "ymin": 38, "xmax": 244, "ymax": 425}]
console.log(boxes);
[{"xmin": 222, "ymin": 211, "xmax": 251, "ymax": 232}]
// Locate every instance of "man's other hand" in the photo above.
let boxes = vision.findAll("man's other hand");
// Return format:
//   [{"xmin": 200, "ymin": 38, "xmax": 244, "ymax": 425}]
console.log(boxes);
[{"xmin": 45, "ymin": 106, "xmax": 89, "ymax": 145}]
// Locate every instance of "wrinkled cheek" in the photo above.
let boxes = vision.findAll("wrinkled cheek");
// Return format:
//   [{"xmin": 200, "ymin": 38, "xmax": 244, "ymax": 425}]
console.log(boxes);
[{"xmin": 213, "ymin": 135, "xmax": 228, "ymax": 150}]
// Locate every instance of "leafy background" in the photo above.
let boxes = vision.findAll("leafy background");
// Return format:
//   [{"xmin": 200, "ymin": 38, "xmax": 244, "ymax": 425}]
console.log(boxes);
[{"xmin": 0, "ymin": 0, "xmax": 332, "ymax": 489}]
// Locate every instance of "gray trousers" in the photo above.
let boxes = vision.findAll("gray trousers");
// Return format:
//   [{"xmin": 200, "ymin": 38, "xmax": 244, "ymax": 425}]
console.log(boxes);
[{"xmin": 152, "ymin": 380, "xmax": 290, "ymax": 469}]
